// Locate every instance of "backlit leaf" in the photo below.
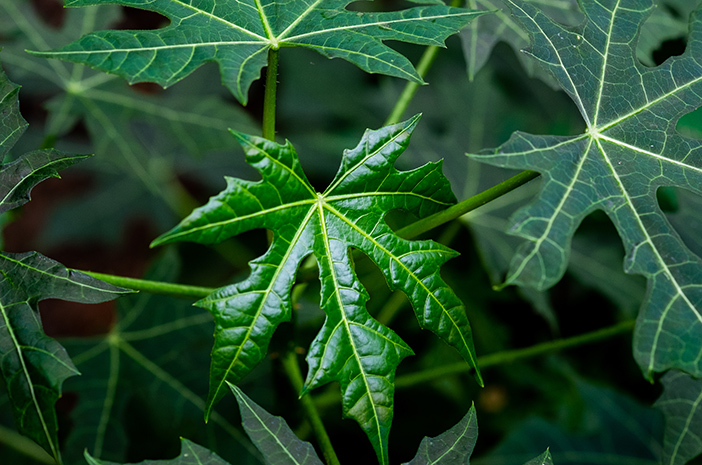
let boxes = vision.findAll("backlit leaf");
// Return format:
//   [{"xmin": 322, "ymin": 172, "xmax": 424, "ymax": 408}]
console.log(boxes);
[
  {"xmin": 152, "ymin": 115, "xmax": 481, "ymax": 465},
  {"xmin": 84, "ymin": 438, "xmax": 231, "ymax": 465},
  {"xmin": 30, "ymin": 0, "xmax": 484, "ymax": 104},
  {"xmin": 466, "ymin": 0, "xmax": 702, "ymax": 380}
]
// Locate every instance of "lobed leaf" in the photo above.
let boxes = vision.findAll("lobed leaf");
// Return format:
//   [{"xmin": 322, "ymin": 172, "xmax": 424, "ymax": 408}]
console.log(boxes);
[
  {"xmin": 153, "ymin": 115, "xmax": 481, "ymax": 465},
  {"xmin": 0, "ymin": 56, "xmax": 131, "ymax": 463},
  {"xmin": 30, "ymin": 0, "xmax": 484, "ymax": 104},
  {"xmin": 466, "ymin": 0, "xmax": 702, "ymax": 380}
]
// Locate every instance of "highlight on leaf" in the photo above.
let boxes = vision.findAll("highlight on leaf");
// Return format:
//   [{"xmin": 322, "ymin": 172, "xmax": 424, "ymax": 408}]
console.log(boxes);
[{"xmin": 151, "ymin": 114, "xmax": 481, "ymax": 465}]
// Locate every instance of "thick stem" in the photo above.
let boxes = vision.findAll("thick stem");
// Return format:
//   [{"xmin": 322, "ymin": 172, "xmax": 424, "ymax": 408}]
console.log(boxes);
[
  {"xmin": 262, "ymin": 48, "xmax": 279, "ymax": 141},
  {"xmin": 397, "ymin": 170, "xmax": 540, "ymax": 239},
  {"xmin": 395, "ymin": 319, "xmax": 636, "ymax": 388},
  {"xmin": 281, "ymin": 351, "xmax": 340, "ymax": 465}
]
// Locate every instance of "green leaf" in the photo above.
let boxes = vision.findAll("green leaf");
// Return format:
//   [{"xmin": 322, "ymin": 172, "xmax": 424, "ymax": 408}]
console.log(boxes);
[
  {"xmin": 655, "ymin": 370, "xmax": 702, "ymax": 465},
  {"xmin": 152, "ymin": 115, "xmax": 481, "ymax": 465},
  {"xmin": 30, "ymin": 0, "xmax": 484, "ymax": 104},
  {"xmin": 404, "ymin": 403, "xmax": 477, "ymax": 465},
  {"xmin": 522, "ymin": 450, "xmax": 553, "ymax": 465},
  {"xmin": 84, "ymin": 438, "xmax": 231, "ymax": 465},
  {"xmin": 230, "ymin": 384, "xmax": 323, "ymax": 465},
  {"xmin": 0, "ymin": 252, "xmax": 130, "ymax": 463},
  {"xmin": 0, "ymin": 56, "xmax": 130, "ymax": 463},
  {"xmin": 60, "ymin": 251, "xmax": 257, "ymax": 465},
  {"xmin": 466, "ymin": 0, "xmax": 702, "ymax": 380}
]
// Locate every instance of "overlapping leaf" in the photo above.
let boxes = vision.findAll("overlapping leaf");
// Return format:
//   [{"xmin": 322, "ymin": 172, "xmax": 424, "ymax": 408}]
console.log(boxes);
[
  {"xmin": 0, "ymin": 57, "xmax": 130, "ymax": 463},
  {"xmin": 30, "ymin": 0, "xmax": 484, "ymax": 104},
  {"xmin": 152, "ymin": 115, "xmax": 480, "ymax": 465},
  {"xmin": 466, "ymin": 0, "xmax": 702, "ymax": 380}
]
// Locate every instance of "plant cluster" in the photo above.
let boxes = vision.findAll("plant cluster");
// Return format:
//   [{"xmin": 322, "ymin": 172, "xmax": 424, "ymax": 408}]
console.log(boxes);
[{"xmin": 1, "ymin": 0, "xmax": 701, "ymax": 464}]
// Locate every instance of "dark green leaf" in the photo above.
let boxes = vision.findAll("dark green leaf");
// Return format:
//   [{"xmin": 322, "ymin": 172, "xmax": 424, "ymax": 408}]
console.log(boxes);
[
  {"xmin": 405, "ymin": 403, "xmax": 477, "ymax": 465},
  {"xmin": 30, "ymin": 0, "xmax": 484, "ymax": 104},
  {"xmin": 0, "ymin": 251, "xmax": 130, "ymax": 463},
  {"xmin": 522, "ymin": 450, "xmax": 553, "ymax": 465},
  {"xmin": 466, "ymin": 0, "xmax": 702, "ymax": 380},
  {"xmin": 230, "ymin": 384, "xmax": 323, "ymax": 465},
  {"xmin": 655, "ymin": 371, "xmax": 702, "ymax": 465},
  {"xmin": 84, "ymin": 438, "xmax": 231, "ymax": 465},
  {"xmin": 152, "ymin": 115, "xmax": 480, "ymax": 465}
]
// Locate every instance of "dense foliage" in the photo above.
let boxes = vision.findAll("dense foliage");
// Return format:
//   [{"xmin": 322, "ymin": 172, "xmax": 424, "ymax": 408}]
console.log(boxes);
[{"xmin": 1, "ymin": 0, "xmax": 701, "ymax": 464}]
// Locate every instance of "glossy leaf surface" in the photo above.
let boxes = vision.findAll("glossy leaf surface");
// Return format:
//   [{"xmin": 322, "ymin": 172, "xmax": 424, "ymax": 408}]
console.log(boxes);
[
  {"xmin": 230, "ymin": 384, "xmax": 323, "ymax": 465},
  {"xmin": 466, "ymin": 0, "xmax": 702, "ymax": 380},
  {"xmin": 153, "ymin": 115, "xmax": 480, "ymax": 464},
  {"xmin": 32, "ymin": 0, "xmax": 484, "ymax": 104}
]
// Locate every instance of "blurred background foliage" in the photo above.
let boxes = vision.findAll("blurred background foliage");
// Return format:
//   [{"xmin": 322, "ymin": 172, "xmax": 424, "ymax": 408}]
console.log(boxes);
[{"xmin": 0, "ymin": 0, "xmax": 700, "ymax": 463}]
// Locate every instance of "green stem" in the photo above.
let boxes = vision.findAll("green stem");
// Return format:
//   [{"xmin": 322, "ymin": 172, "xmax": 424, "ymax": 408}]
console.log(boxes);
[
  {"xmin": 281, "ymin": 351, "xmax": 340, "ymax": 465},
  {"xmin": 397, "ymin": 170, "xmax": 540, "ymax": 239},
  {"xmin": 262, "ymin": 48, "xmax": 279, "ymax": 141},
  {"xmin": 384, "ymin": 45, "xmax": 440, "ymax": 126},
  {"xmin": 0, "ymin": 424, "xmax": 56, "ymax": 464},
  {"xmin": 80, "ymin": 271, "xmax": 215, "ymax": 299},
  {"xmin": 395, "ymin": 319, "xmax": 636, "ymax": 388}
]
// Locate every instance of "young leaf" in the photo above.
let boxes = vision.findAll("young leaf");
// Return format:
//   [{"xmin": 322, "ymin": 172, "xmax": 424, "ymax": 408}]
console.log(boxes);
[
  {"xmin": 465, "ymin": 0, "xmax": 702, "ymax": 380},
  {"xmin": 152, "ymin": 115, "xmax": 481, "ymax": 465},
  {"xmin": 84, "ymin": 438, "xmax": 231, "ymax": 465},
  {"xmin": 655, "ymin": 370, "xmax": 702, "ymax": 465},
  {"xmin": 230, "ymin": 384, "xmax": 323, "ymax": 465},
  {"xmin": 404, "ymin": 403, "xmax": 477, "ymax": 465},
  {"xmin": 30, "ymin": 0, "xmax": 484, "ymax": 104},
  {"xmin": 0, "ymin": 58, "xmax": 131, "ymax": 463}
]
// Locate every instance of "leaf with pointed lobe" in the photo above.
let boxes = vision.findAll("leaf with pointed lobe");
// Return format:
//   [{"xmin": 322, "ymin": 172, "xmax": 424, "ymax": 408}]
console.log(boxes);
[
  {"xmin": 404, "ymin": 403, "xmax": 477, "ymax": 465},
  {"xmin": 30, "ymin": 0, "xmax": 485, "ymax": 104},
  {"xmin": 84, "ymin": 438, "xmax": 231, "ymax": 465},
  {"xmin": 655, "ymin": 371, "xmax": 702, "ymax": 465},
  {"xmin": 152, "ymin": 115, "xmax": 481, "ymax": 465},
  {"xmin": 466, "ymin": 0, "xmax": 702, "ymax": 381}
]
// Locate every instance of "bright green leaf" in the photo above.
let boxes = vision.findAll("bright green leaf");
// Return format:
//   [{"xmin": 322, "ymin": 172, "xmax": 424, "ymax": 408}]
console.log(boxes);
[
  {"xmin": 404, "ymin": 403, "xmax": 477, "ymax": 465},
  {"xmin": 152, "ymin": 115, "xmax": 481, "ymax": 465},
  {"xmin": 84, "ymin": 437, "xmax": 231, "ymax": 465},
  {"xmin": 466, "ymin": 0, "xmax": 702, "ymax": 380},
  {"xmin": 30, "ymin": 0, "xmax": 484, "ymax": 104},
  {"xmin": 655, "ymin": 370, "xmax": 702, "ymax": 465},
  {"xmin": 230, "ymin": 384, "xmax": 323, "ymax": 465}
]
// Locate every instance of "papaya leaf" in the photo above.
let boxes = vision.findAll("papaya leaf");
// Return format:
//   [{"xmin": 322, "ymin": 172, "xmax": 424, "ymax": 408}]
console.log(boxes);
[
  {"xmin": 230, "ymin": 384, "xmax": 323, "ymax": 465},
  {"xmin": 84, "ymin": 438, "xmax": 231, "ymax": 465},
  {"xmin": 0, "ymin": 58, "xmax": 130, "ymax": 463},
  {"xmin": 29, "ymin": 0, "xmax": 484, "ymax": 104},
  {"xmin": 404, "ymin": 403, "xmax": 477, "ymax": 465},
  {"xmin": 152, "ymin": 115, "xmax": 481, "ymax": 465},
  {"xmin": 465, "ymin": 0, "xmax": 702, "ymax": 380},
  {"xmin": 655, "ymin": 370, "xmax": 702, "ymax": 465},
  {"xmin": 523, "ymin": 450, "xmax": 553, "ymax": 465}
]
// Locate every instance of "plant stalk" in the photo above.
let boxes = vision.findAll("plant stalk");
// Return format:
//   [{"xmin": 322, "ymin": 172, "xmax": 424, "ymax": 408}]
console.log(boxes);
[
  {"xmin": 281, "ymin": 351, "xmax": 340, "ymax": 465},
  {"xmin": 397, "ymin": 170, "xmax": 540, "ymax": 239},
  {"xmin": 80, "ymin": 271, "xmax": 215, "ymax": 299},
  {"xmin": 384, "ymin": 45, "xmax": 440, "ymax": 126},
  {"xmin": 262, "ymin": 48, "xmax": 279, "ymax": 141},
  {"xmin": 395, "ymin": 319, "xmax": 636, "ymax": 388},
  {"xmin": 0, "ymin": 424, "xmax": 56, "ymax": 464}
]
